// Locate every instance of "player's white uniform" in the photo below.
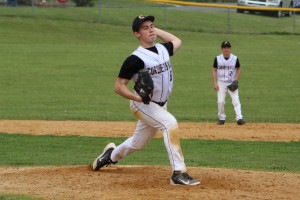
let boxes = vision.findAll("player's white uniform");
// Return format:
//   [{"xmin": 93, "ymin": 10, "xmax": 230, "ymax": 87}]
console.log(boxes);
[
  {"xmin": 111, "ymin": 43, "xmax": 186, "ymax": 172},
  {"xmin": 215, "ymin": 53, "xmax": 243, "ymax": 121}
]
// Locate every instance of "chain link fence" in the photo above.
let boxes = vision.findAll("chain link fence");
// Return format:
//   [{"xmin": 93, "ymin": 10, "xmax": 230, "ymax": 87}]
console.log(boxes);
[{"xmin": 1, "ymin": 0, "xmax": 300, "ymax": 34}]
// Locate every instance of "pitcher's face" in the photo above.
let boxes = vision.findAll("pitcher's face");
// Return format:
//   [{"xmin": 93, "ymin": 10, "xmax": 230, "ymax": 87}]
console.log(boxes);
[{"xmin": 135, "ymin": 21, "xmax": 156, "ymax": 44}]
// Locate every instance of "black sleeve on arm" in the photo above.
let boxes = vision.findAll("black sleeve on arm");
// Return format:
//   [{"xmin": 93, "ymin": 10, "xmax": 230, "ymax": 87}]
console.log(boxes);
[
  {"xmin": 161, "ymin": 42, "xmax": 174, "ymax": 56},
  {"xmin": 118, "ymin": 55, "xmax": 144, "ymax": 80},
  {"xmin": 236, "ymin": 58, "xmax": 241, "ymax": 68},
  {"xmin": 213, "ymin": 57, "xmax": 218, "ymax": 68}
]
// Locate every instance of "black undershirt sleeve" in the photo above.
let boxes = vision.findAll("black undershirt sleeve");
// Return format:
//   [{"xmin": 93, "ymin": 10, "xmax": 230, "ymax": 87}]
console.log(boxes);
[
  {"xmin": 236, "ymin": 58, "xmax": 240, "ymax": 68},
  {"xmin": 118, "ymin": 55, "xmax": 144, "ymax": 80},
  {"xmin": 213, "ymin": 57, "xmax": 218, "ymax": 68},
  {"xmin": 163, "ymin": 41, "xmax": 174, "ymax": 57}
]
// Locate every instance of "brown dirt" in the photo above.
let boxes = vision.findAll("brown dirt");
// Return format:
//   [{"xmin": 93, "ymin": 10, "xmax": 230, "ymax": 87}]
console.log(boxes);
[{"xmin": 0, "ymin": 120, "xmax": 300, "ymax": 200}]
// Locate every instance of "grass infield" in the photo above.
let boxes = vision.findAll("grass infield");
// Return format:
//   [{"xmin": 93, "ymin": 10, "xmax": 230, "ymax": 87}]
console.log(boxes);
[
  {"xmin": 1, "ymin": 133, "xmax": 299, "ymax": 173},
  {"xmin": 0, "ymin": 2, "xmax": 300, "ymax": 123},
  {"xmin": 0, "ymin": 194, "xmax": 43, "ymax": 200}
]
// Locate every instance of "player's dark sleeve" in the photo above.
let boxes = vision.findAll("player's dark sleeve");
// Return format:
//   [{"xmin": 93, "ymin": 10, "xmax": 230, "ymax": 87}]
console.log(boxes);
[
  {"xmin": 161, "ymin": 42, "xmax": 174, "ymax": 57},
  {"xmin": 235, "ymin": 58, "xmax": 240, "ymax": 68},
  {"xmin": 213, "ymin": 57, "xmax": 218, "ymax": 68},
  {"xmin": 118, "ymin": 55, "xmax": 144, "ymax": 80}
]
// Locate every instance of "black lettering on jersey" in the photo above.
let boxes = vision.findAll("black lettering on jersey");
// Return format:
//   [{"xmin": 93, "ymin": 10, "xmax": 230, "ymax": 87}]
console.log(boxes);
[
  {"xmin": 218, "ymin": 65, "xmax": 234, "ymax": 70},
  {"xmin": 149, "ymin": 61, "xmax": 172, "ymax": 75}
]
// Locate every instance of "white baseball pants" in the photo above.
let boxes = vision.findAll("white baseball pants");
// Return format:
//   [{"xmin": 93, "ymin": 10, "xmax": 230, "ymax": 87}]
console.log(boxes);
[
  {"xmin": 217, "ymin": 80, "xmax": 243, "ymax": 121},
  {"xmin": 110, "ymin": 100, "xmax": 186, "ymax": 172}
]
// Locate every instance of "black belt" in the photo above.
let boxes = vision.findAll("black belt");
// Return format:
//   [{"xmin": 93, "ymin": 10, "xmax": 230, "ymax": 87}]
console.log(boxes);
[{"xmin": 152, "ymin": 100, "xmax": 167, "ymax": 107}]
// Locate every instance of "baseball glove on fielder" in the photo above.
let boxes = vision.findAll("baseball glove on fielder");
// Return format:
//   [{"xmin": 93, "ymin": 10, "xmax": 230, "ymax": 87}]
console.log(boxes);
[
  {"xmin": 134, "ymin": 68, "xmax": 154, "ymax": 104},
  {"xmin": 227, "ymin": 80, "xmax": 238, "ymax": 92}
]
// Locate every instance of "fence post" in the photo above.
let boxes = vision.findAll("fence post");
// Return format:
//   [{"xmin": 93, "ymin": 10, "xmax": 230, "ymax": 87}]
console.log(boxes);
[
  {"xmin": 163, "ymin": 3, "xmax": 167, "ymax": 29},
  {"xmin": 293, "ymin": 11, "xmax": 295, "ymax": 33},
  {"xmin": 31, "ymin": 0, "xmax": 35, "ymax": 16},
  {"xmin": 97, "ymin": 0, "xmax": 101, "ymax": 23}
]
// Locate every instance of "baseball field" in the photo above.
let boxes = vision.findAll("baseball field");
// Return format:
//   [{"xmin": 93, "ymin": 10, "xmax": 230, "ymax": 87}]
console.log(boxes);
[
  {"xmin": 0, "ymin": 0, "xmax": 300, "ymax": 199},
  {"xmin": 1, "ymin": 121, "xmax": 300, "ymax": 199}
]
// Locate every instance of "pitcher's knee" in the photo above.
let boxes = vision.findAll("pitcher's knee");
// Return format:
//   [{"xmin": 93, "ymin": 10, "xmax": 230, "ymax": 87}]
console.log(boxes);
[
  {"xmin": 167, "ymin": 116, "xmax": 178, "ymax": 130},
  {"xmin": 129, "ymin": 139, "xmax": 147, "ymax": 151},
  {"xmin": 132, "ymin": 144, "xmax": 145, "ymax": 151}
]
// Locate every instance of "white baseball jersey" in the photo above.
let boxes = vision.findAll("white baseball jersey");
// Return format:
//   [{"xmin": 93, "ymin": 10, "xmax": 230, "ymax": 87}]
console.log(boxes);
[
  {"xmin": 215, "ymin": 53, "xmax": 238, "ymax": 82},
  {"xmin": 132, "ymin": 43, "xmax": 173, "ymax": 103}
]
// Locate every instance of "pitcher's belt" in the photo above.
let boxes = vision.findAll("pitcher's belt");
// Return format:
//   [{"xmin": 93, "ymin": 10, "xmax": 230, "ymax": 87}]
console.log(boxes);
[{"xmin": 152, "ymin": 100, "xmax": 167, "ymax": 107}]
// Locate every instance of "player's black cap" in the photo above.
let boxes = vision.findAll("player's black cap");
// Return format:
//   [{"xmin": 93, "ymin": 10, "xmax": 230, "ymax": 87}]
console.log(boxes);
[
  {"xmin": 132, "ymin": 15, "xmax": 155, "ymax": 32},
  {"xmin": 221, "ymin": 41, "xmax": 231, "ymax": 48}
]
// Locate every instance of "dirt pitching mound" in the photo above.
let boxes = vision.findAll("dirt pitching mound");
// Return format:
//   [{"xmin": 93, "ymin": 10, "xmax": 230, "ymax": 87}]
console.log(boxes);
[
  {"xmin": 1, "ymin": 165, "xmax": 300, "ymax": 200},
  {"xmin": 0, "ymin": 120, "xmax": 300, "ymax": 200}
]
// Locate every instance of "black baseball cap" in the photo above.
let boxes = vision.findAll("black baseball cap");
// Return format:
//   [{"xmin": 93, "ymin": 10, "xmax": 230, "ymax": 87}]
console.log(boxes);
[
  {"xmin": 132, "ymin": 15, "xmax": 155, "ymax": 32},
  {"xmin": 221, "ymin": 41, "xmax": 231, "ymax": 48}
]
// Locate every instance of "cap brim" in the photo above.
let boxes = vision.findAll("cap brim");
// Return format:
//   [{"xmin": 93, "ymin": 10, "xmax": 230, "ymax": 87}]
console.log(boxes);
[{"xmin": 144, "ymin": 16, "xmax": 155, "ymax": 22}]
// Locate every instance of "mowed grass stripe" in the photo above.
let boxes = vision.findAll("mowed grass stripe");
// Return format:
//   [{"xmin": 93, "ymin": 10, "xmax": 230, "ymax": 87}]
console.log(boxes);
[{"xmin": 1, "ymin": 133, "xmax": 299, "ymax": 172}]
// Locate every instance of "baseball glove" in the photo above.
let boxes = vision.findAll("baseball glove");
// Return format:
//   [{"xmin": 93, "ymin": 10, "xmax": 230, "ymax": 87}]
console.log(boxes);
[
  {"xmin": 134, "ymin": 68, "xmax": 154, "ymax": 104},
  {"xmin": 227, "ymin": 80, "xmax": 238, "ymax": 92}
]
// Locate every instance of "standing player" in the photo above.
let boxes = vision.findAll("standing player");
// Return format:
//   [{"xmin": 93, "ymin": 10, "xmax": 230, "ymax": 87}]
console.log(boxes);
[
  {"xmin": 90, "ymin": 15, "xmax": 200, "ymax": 186},
  {"xmin": 212, "ymin": 41, "xmax": 245, "ymax": 125}
]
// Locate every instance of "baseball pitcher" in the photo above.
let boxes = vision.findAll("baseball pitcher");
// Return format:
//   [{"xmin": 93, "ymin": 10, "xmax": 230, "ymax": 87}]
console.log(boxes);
[{"xmin": 90, "ymin": 15, "xmax": 200, "ymax": 186}]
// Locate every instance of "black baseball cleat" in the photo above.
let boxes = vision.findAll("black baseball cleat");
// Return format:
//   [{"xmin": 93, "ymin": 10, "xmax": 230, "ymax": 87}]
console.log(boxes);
[
  {"xmin": 217, "ymin": 120, "xmax": 225, "ymax": 125},
  {"xmin": 91, "ymin": 143, "xmax": 117, "ymax": 171},
  {"xmin": 170, "ymin": 171, "xmax": 200, "ymax": 186},
  {"xmin": 237, "ymin": 119, "xmax": 246, "ymax": 125}
]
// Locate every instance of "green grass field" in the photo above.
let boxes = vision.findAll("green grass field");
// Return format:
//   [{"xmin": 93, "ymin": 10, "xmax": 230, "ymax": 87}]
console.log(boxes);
[
  {"xmin": 0, "ymin": 9, "xmax": 299, "ymax": 122},
  {"xmin": 0, "ymin": 194, "xmax": 43, "ymax": 200},
  {"xmin": 0, "ymin": 1, "xmax": 300, "ymax": 199},
  {"xmin": 1, "ymin": 133, "xmax": 299, "ymax": 172}
]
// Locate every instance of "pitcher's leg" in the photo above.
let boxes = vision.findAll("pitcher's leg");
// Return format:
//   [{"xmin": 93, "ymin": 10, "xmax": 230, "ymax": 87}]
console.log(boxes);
[
  {"xmin": 132, "ymin": 101, "xmax": 186, "ymax": 172},
  {"xmin": 146, "ymin": 103, "xmax": 186, "ymax": 172},
  {"xmin": 162, "ymin": 121, "xmax": 186, "ymax": 172},
  {"xmin": 111, "ymin": 120, "xmax": 157, "ymax": 162}
]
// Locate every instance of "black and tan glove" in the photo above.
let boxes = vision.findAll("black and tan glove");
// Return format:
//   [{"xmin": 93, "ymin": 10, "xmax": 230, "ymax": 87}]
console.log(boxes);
[
  {"xmin": 134, "ymin": 68, "xmax": 154, "ymax": 104},
  {"xmin": 227, "ymin": 80, "xmax": 238, "ymax": 92}
]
